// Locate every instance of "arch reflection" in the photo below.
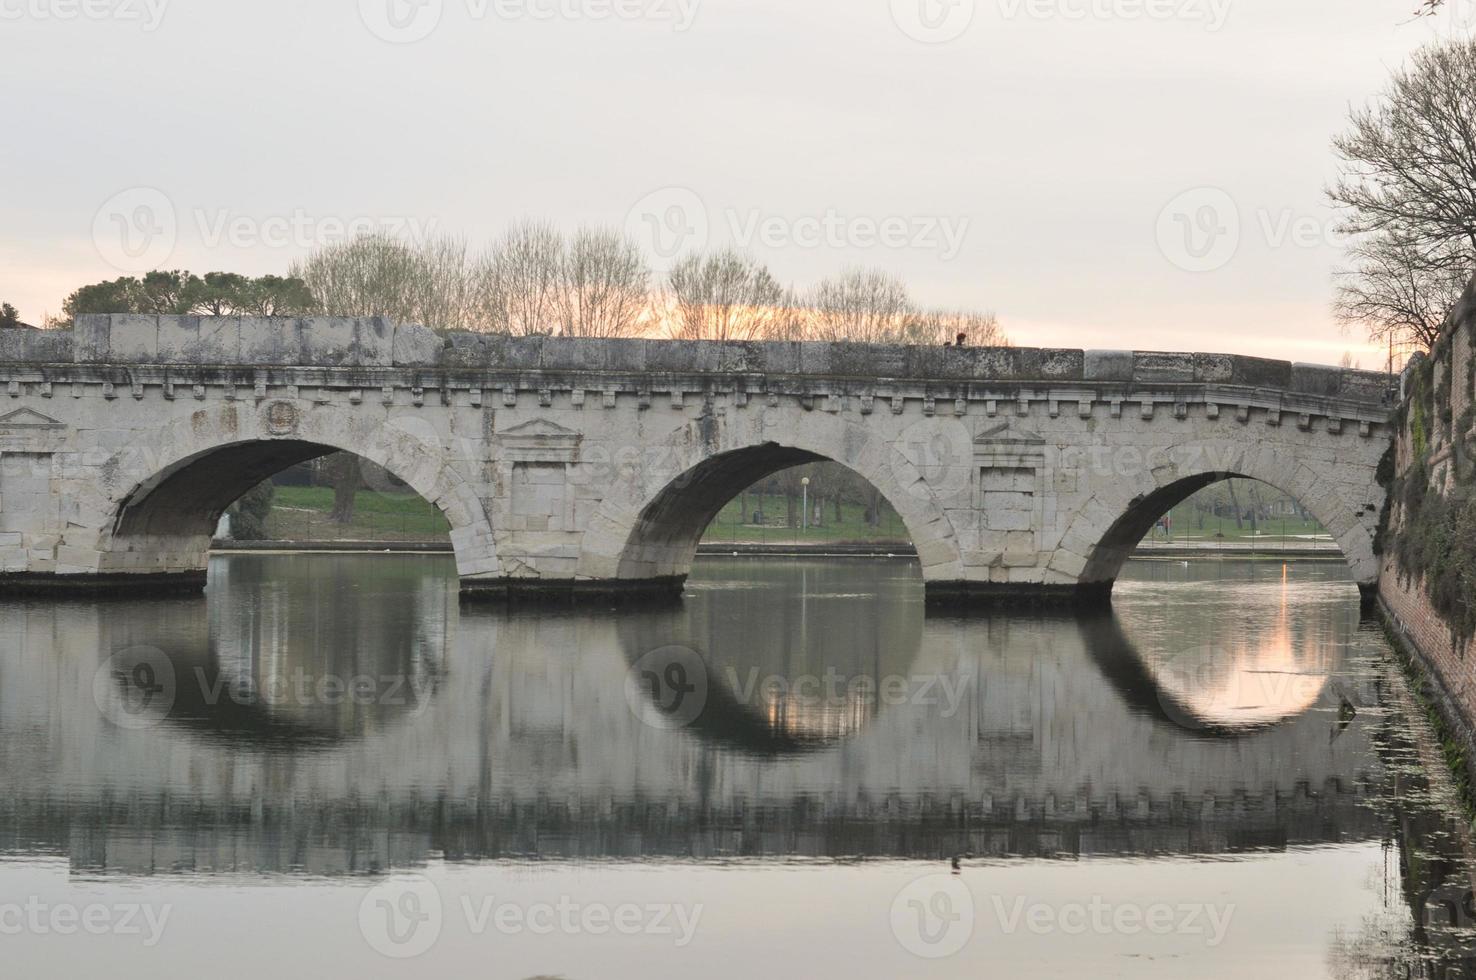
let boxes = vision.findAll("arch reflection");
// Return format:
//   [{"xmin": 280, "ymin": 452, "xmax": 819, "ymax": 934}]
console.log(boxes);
[
  {"xmin": 97, "ymin": 554, "xmax": 450, "ymax": 748},
  {"xmin": 1082, "ymin": 560, "xmax": 1350, "ymax": 736},
  {"xmin": 615, "ymin": 558, "xmax": 926, "ymax": 754}
]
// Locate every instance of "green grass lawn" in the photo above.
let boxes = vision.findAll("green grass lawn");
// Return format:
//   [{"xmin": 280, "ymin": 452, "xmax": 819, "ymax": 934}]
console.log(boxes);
[
  {"xmin": 257, "ymin": 486, "xmax": 909, "ymax": 545},
  {"xmin": 254, "ymin": 484, "xmax": 1321, "ymax": 547},
  {"xmin": 265, "ymin": 486, "xmax": 451, "ymax": 541},
  {"xmin": 699, "ymin": 492, "xmax": 911, "ymax": 544},
  {"xmin": 1149, "ymin": 499, "xmax": 1328, "ymax": 542}
]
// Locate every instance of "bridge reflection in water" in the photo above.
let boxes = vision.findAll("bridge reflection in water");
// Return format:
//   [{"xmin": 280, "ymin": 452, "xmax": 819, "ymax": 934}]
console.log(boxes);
[
  {"xmin": 3, "ymin": 553, "xmax": 1473, "ymax": 973},
  {"xmin": 0, "ymin": 553, "xmax": 1414, "ymax": 867}
]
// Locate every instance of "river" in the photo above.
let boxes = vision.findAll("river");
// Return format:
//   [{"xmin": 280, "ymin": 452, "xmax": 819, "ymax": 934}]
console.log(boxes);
[{"xmin": 0, "ymin": 554, "xmax": 1471, "ymax": 977}]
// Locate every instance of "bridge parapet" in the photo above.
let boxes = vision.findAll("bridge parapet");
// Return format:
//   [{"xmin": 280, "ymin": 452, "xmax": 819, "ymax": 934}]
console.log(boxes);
[
  {"xmin": 0, "ymin": 314, "xmax": 1395, "ymax": 416},
  {"xmin": 0, "ymin": 315, "xmax": 1384, "ymax": 396}
]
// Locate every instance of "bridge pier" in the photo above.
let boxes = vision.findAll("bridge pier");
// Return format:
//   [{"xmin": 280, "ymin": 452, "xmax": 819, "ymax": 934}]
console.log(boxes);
[
  {"xmin": 924, "ymin": 579, "xmax": 1115, "ymax": 610},
  {"xmin": 459, "ymin": 574, "xmax": 687, "ymax": 605}
]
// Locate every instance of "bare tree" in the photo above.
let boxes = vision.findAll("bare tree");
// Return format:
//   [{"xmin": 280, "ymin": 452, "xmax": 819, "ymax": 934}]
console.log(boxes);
[
  {"xmin": 474, "ymin": 218, "xmax": 564, "ymax": 335},
  {"xmin": 1330, "ymin": 36, "xmax": 1476, "ymax": 350},
  {"xmin": 412, "ymin": 235, "xmax": 478, "ymax": 332},
  {"xmin": 558, "ymin": 227, "xmax": 650, "ymax": 338},
  {"xmin": 290, "ymin": 233, "xmax": 425, "ymax": 323},
  {"xmin": 907, "ymin": 308, "xmax": 1009, "ymax": 347},
  {"xmin": 805, "ymin": 268, "xmax": 917, "ymax": 343},
  {"xmin": 666, "ymin": 249, "xmax": 786, "ymax": 341},
  {"xmin": 1334, "ymin": 234, "xmax": 1468, "ymax": 353}
]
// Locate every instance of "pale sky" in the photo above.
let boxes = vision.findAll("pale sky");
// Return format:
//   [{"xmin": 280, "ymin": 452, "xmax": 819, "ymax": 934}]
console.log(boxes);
[{"xmin": 2, "ymin": 0, "xmax": 1472, "ymax": 365}]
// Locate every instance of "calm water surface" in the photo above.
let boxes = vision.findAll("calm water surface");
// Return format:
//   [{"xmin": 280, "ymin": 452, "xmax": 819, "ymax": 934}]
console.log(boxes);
[{"xmin": 0, "ymin": 554, "xmax": 1472, "ymax": 977}]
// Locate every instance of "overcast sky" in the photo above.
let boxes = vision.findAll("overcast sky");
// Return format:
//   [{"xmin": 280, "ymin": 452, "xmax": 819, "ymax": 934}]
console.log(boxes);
[{"xmin": 2, "ymin": 0, "xmax": 1471, "ymax": 364}]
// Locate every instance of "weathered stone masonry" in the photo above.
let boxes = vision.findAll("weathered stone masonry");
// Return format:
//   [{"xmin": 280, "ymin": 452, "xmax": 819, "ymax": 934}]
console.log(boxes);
[
  {"xmin": 0, "ymin": 313, "xmax": 1394, "ymax": 603},
  {"xmin": 1380, "ymin": 281, "xmax": 1476, "ymax": 756}
]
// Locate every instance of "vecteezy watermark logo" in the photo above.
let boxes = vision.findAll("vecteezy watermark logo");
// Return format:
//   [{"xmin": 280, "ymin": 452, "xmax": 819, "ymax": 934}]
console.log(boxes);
[
  {"xmin": 994, "ymin": 0, "xmax": 1234, "ymax": 30},
  {"xmin": 359, "ymin": 0, "xmax": 700, "ymax": 42},
  {"xmin": 626, "ymin": 188, "xmax": 970, "ymax": 266},
  {"xmin": 893, "ymin": 417, "xmax": 973, "ymax": 503},
  {"xmin": 1155, "ymin": 186, "xmax": 1240, "ymax": 273},
  {"xmin": 890, "ymin": 0, "xmax": 976, "ymax": 42},
  {"xmin": 92, "ymin": 645, "xmax": 176, "ymax": 731},
  {"xmin": 625, "ymin": 645, "xmax": 709, "ymax": 730},
  {"xmin": 890, "ymin": 874, "xmax": 975, "ymax": 958},
  {"xmin": 92, "ymin": 187, "xmax": 177, "ymax": 274},
  {"xmin": 0, "ymin": 0, "xmax": 171, "ymax": 30},
  {"xmin": 193, "ymin": 208, "xmax": 440, "ymax": 250},
  {"xmin": 625, "ymin": 186, "xmax": 710, "ymax": 268},
  {"xmin": 983, "ymin": 894, "xmax": 1235, "ymax": 945},
  {"xmin": 359, "ymin": 875, "xmax": 443, "ymax": 958},
  {"xmin": 359, "ymin": 0, "xmax": 444, "ymax": 43},
  {"xmin": 727, "ymin": 209, "xmax": 970, "ymax": 261},
  {"xmin": 0, "ymin": 898, "xmax": 172, "ymax": 946},
  {"xmin": 459, "ymin": 896, "xmax": 703, "ymax": 944}
]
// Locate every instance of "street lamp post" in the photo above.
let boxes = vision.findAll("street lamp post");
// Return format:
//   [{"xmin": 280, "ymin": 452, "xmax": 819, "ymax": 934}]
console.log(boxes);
[{"xmin": 801, "ymin": 477, "xmax": 810, "ymax": 534}]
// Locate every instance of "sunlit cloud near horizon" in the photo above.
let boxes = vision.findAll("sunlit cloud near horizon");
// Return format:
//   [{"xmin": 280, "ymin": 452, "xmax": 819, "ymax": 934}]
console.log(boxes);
[{"xmin": 3, "ymin": 0, "xmax": 1471, "ymax": 366}]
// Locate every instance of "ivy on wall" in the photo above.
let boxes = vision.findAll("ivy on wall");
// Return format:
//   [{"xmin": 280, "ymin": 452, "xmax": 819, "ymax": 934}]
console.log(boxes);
[{"xmin": 1387, "ymin": 335, "xmax": 1476, "ymax": 643}]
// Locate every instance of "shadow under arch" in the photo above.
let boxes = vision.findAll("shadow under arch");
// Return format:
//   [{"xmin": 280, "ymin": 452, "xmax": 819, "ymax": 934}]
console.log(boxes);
[
  {"xmin": 111, "ymin": 439, "xmax": 343, "ymax": 539},
  {"xmin": 616, "ymin": 443, "xmax": 824, "ymax": 578},
  {"xmin": 610, "ymin": 436, "xmax": 954, "ymax": 589},
  {"xmin": 1069, "ymin": 471, "xmax": 1376, "ymax": 602}
]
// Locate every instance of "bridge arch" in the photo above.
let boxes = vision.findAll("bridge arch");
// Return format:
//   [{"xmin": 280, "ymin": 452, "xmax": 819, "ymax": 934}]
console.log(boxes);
[
  {"xmin": 575, "ymin": 413, "xmax": 964, "ymax": 588},
  {"xmin": 1047, "ymin": 437, "xmax": 1379, "ymax": 597},
  {"xmin": 95, "ymin": 401, "xmax": 498, "ymax": 580}
]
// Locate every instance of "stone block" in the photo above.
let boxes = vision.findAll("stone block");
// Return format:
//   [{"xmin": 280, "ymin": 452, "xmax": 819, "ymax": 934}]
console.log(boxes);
[
  {"xmin": 1291, "ymin": 363, "xmax": 1342, "ymax": 398},
  {"xmin": 903, "ymin": 345, "xmax": 946, "ymax": 379},
  {"xmin": 799, "ymin": 342, "xmax": 834, "ymax": 375},
  {"xmin": 239, "ymin": 317, "xmax": 299, "ymax": 365},
  {"xmin": 503, "ymin": 336, "xmax": 546, "ymax": 369},
  {"xmin": 196, "ymin": 317, "xmax": 241, "ymax": 362},
  {"xmin": 73, "ymin": 315, "xmax": 111, "ymax": 363},
  {"xmin": 714, "ymin": 341, "xmax": 762, "ymax": 374},
  {"xmin": 156, "ymin": 315, "xmax": 201, "ymax": 362},
  {"xmin": 969, "ymin": 346, "xmax": 1018, "ymax": 380},
  {"xmin": 1230, "ymin": 354, "xmax": 1291, "ymax": 389},
  {"xmin": 444, "ymin": 332, "xmax": 497, "ymax": 368},
  {"xmin": 299, "ymin": 317, "xmax": 358, "ymax": 366},
  {"xmin": 986, "ymin": 509, "xmax": 1033, "ymax": 532},
  {"xmin": 0, "ymin": 331, "xmax": 32, "ymax": 361},
  {"xmin": 602, "ymin": 338, "xmax": 646, "ymax": 372},
  {"xmin": 30, "ymin": 330, "xmax": 73, "ymax": 362},
  {"xmin": 1036, "ymin": 348, "xmax": 1085, "ymax": 380},
  {"xmin": 1193, "ymin": 353, "xmax": 1235, "ymax": 382},
  {"xmin": 646, "ymin": 339, "xmax": 714, "ymax": 373},
  {"xmin": 1340, "ymin": 369, "xmax": 1393, "ymax": 403},
  {"xmin": 759, "ymin": 342, "xmax": 801, "ymax": 375},
  {"xmin": 542, "ymin": 336, "xmax": 607, "ymax": 371},
  {"xmin": 1133, "ymin": 351, "xmax": 1194, "ymax": 383},
  {"xmin": 1084, "ymin": 350, "xmax": 1133, "ymax": 382},
  {"xmin": 109, "ymin": 314, "xmax": 159, "ymax": 363},
  {"xmin": 356, "ymin": 317, "xmax": 395, "ymax": 365},
  {"xmin": 391, "ymin": 323, "xmax": 443, "ymax": 367}
]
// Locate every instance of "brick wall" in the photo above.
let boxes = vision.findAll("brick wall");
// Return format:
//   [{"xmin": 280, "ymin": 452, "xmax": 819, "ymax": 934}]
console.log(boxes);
[
  {"xmin": 1380, "ymin": 557, "xmax": 1476, "ymax": 717},
  {"xmin": 1379, "ymin": 276, "xmax": 1476, "ymax": 736}
]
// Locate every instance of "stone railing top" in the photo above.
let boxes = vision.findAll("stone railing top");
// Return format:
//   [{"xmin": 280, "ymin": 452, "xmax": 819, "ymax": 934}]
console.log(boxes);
[{"xmin": 0, "ymin": 314, "xmax": 1396, "ymax": 408}]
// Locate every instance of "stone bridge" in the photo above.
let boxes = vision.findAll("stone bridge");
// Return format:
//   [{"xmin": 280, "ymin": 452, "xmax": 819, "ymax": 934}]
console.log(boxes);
[{"xmin": 0, "ymin": 314, "xmax": 1396, "ymax": 603}]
